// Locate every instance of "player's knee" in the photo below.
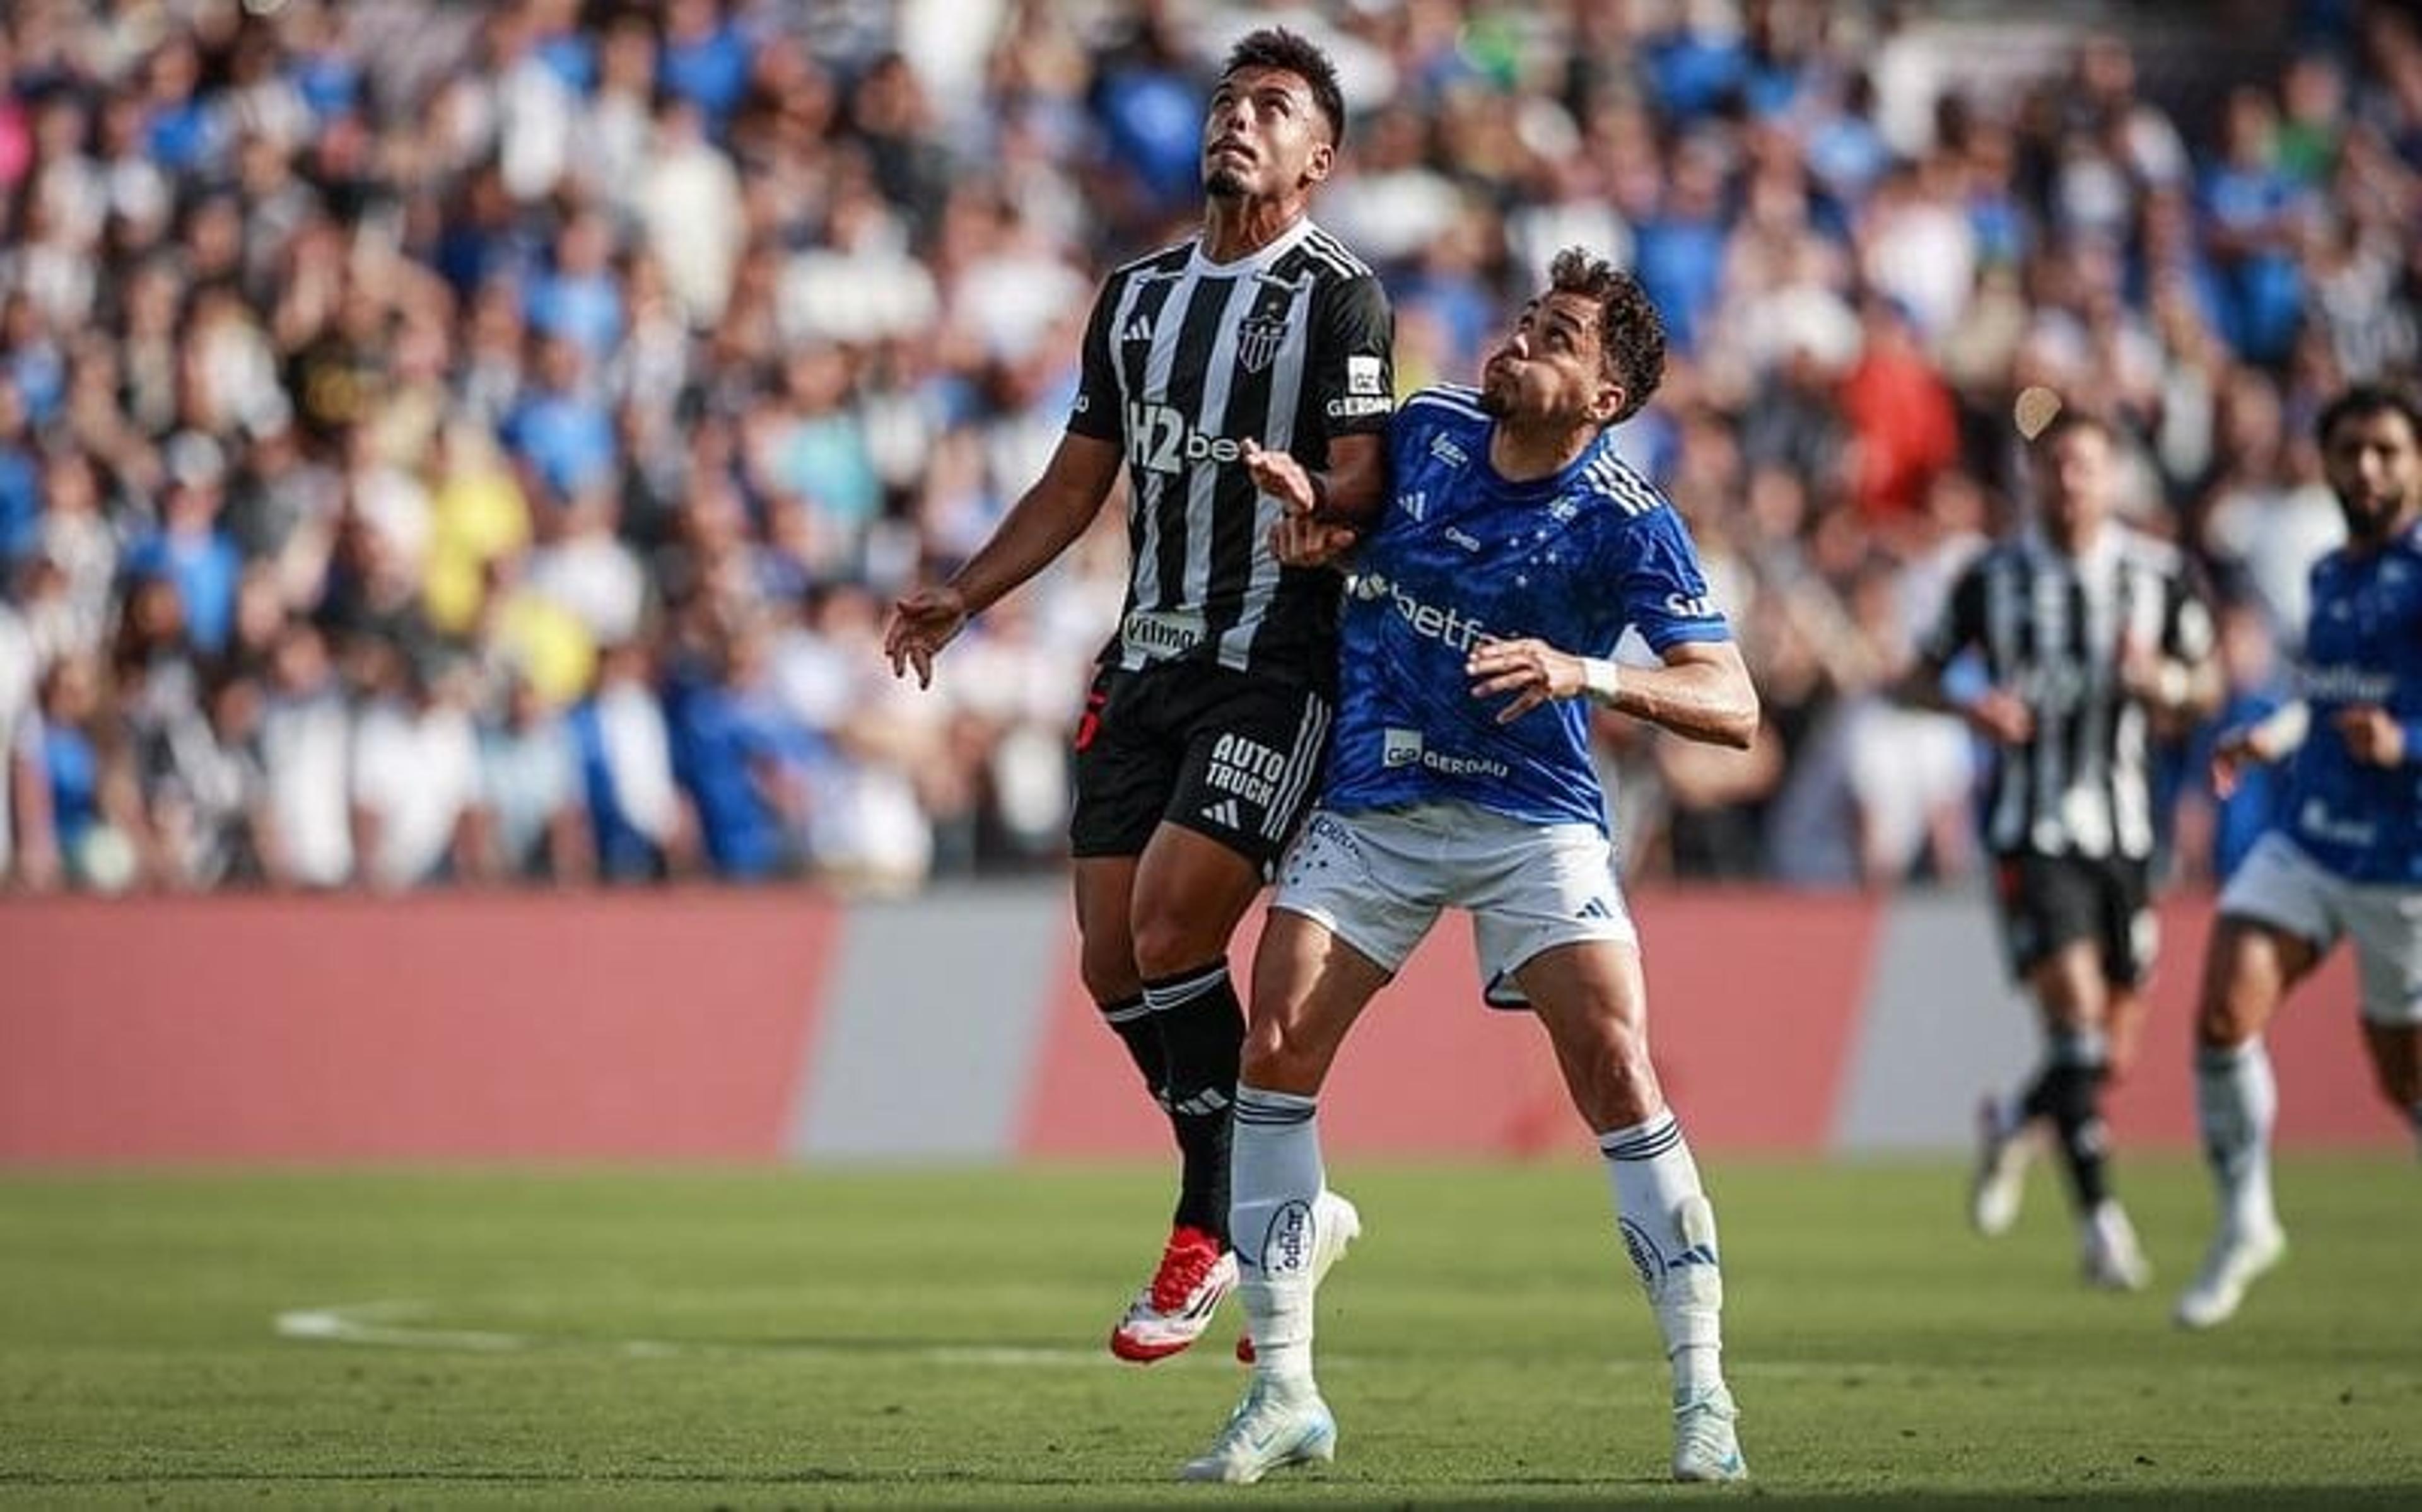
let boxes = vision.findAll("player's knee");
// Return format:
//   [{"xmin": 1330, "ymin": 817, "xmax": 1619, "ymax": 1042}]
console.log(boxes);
[
  {"xmin": 1241, "ymin": 1015, "xmax": 1331, "ymax": 1095},
  {"xmin": 1128, "ymin": 910, "xmax": 1226, "ymax": 980},
  {"xmin": 1079, "ymin": 948, "xmax": 1140, "ymax": 1006},
  {"xmin": 1563, "ymin": 1021, "xmax": 1659, "ymax": 1126},
  {"xmin": 2192, "ymin": 974, "xmax": 2262, "ymax": 1050}
]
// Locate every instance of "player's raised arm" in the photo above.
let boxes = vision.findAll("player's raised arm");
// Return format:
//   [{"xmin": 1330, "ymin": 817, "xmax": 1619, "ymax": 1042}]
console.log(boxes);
[
  {"xmin": 1465, "ymin": 637, "xmax": 1757, "ymax": 748},
  {"xmin": 2209, "ymin": 699, "xmax": 2310, "ymax": 797},
  {"xmin": 883, "ymin": 431, "xmax": 1123, "ymax": 688}
]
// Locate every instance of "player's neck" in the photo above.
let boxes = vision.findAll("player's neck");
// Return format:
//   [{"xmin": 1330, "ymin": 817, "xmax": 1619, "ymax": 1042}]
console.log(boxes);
[
  {"xmin": 2345, "ymin": 500, "xmax": 2420, "ymax": 558},
  {"xmin": 1488, "ymin": 418, "xmax": 1597, "ymax": 482},
  {"xmin": 1200, "ymin": 194, "xmax": 1308, "ymax": 264}
]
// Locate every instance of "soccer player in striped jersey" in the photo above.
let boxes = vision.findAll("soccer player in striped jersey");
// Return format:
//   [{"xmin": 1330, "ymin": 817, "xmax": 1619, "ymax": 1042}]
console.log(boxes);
[
  {"xmin": 883, "ymin": 29, "xmax": 1391, "ymax": 1363},
  {"xmin": 2178, "ymin": 385, "xmax": 2422, "ymax": 1329},
  {"xmin": 1899, "ymin": 412, "xmax": 2220, "ymax": 1290},
  {"xmin": 1179, "ymin": 251, "xmax": 1758, "ymax": 1487}
]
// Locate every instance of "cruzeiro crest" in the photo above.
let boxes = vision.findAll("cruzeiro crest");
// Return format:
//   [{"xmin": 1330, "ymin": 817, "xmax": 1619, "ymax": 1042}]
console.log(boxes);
[{"xmin": 1234, "ymin": 312, "xmax": 1290, "ymax": 374}]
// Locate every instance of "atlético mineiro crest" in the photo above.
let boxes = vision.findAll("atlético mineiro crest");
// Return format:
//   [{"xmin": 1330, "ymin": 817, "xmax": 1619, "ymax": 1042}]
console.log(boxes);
[{"xmin": 1235, "ymin": 314, "xmax": 1289, "ymax": 374}]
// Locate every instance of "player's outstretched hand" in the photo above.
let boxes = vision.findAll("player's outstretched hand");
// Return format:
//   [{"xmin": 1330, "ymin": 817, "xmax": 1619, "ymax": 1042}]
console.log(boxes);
[
  {"xmin": 2209, "ymin": 726, "xmax": 2262, "ymax": 799},
  {"xmin": 1242, "ymin": 438, "xmax": 1317, "ymax": 517},
  {"xmin": 1268, "ymin": 515, "xmax": 1360, "ymax": 569},
  {"xmin": 1961, "ymin": 687, "xmax": 2035, "ymax": 745},
  {"xmin": 2333, "ymin": 703, "xmax": 2406, "ymax": 767},
  {"xmin": 884, "ymin": 584, "xmax": 969, "ymax": 689},
  {"xmin": 1466, "ymin": 637, "xmax": 1585, "ymax": 724}
]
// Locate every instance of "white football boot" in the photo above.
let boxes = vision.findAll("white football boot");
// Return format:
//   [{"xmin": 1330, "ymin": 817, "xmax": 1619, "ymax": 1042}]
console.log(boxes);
[
  {"xmin": 1671, "ymin": 1383, "xmax": 1748, "ymax": 1482},
  {"xmin": 2080, "ymin": 1200, "xmax": 2151, "ymax": 1291},
  {"xmin": 1178, "ymin": 1376, "xmax": 1337, "ymax": 1484},
  {"xmin": 2174, "ymin": 1221, "xmax": 2286, "ymax": 1329},
  {"xmin": 1969, "ymin": 1096, "xmax": 2030, "ymax": 1238}
]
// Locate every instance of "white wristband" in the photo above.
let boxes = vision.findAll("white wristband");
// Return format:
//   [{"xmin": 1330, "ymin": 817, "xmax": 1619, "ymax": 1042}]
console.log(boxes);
[
  {"xmin": 1579, "ymin": 656, "xmax": 1622, "ymax": 705},
  {"xmin": 2154, "ymin": 661, "xmax": 2191, "ymax": 709}
]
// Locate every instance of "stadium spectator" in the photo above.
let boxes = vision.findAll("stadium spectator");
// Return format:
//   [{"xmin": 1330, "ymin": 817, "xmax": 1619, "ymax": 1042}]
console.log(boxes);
[{"xmin": 0, "ymin": 0, "xmax": 2411, "ymax": 903}]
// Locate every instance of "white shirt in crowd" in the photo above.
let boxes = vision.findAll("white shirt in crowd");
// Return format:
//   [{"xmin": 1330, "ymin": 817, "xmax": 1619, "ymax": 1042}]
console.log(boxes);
[{"xmin": 351, "ymin": 697, "xmax": 481, "ymax": 889}]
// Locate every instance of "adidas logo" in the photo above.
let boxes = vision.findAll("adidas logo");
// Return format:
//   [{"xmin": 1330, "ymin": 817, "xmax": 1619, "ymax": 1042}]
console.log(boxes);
[
  {"xmin": 1172, "ymin": 1088, "xmax": 1231, "ymax": 1117},
  {"xmin": 1202, "ymin": 798, "xmax": 1243, "ymax": 829},
  {"xmin": 1577, "ymin": 896, "xmax": 1614, "ymax": 920},
  {"xmin": 1121, "ymin": 315, "xmax": 1154, "ymax": 344}
]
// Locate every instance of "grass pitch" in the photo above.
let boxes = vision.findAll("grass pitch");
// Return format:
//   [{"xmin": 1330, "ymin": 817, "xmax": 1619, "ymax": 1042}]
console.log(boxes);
[{"xmin": 1, "ymin": 1156, "xmax": 2417, "ymax": 1508}]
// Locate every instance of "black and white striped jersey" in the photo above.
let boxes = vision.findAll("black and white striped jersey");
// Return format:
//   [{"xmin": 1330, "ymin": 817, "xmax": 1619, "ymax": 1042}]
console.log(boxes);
[
  {"xmin": 1921, "ymin": 527, "xmax": 2216, "ymax": 861},
  {"xmin": 1066, "ymin": 216, "xmax": 1393, "ymax": 682}
]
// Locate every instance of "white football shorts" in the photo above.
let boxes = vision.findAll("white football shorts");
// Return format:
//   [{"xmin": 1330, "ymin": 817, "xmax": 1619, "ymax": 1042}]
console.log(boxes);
[
  {"xmin": 2220, "ymin": 831, "xmax": 2422, "ymax": 1025},
  {"xmin": 1272, "ymin": 802, "xmax": 1639, "ymax": 1009}
]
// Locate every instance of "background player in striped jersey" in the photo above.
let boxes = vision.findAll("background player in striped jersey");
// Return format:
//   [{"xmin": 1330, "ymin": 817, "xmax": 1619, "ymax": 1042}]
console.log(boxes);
[
  {"xmin": 882, "ymin": 29, "xmax": 1391, "ymax": 1363},
  {"xmin": 1898, "ymin": 412, "xmax": 2220, "ymax": 1290},
  {"xmin": 1178, "ymin": 250, "xmax": 1758, "ymax": 1487},
  {"xmin": 2177, "ymin": 385, "xmax": 2422, "ymax": 1329}
]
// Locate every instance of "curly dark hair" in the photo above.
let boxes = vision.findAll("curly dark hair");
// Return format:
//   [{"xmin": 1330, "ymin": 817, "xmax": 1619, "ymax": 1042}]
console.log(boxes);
[
  {"xmin": 1547, "ymin": 247, "xmax": 1665, "ymax": 425},
  {"xmin": 1221, "ymin": 27, "xmax": 1346, "ymax": 148},
  {"xmin": 2316, "ymin": 382, "xmax": 2422, "ymax": 448}
]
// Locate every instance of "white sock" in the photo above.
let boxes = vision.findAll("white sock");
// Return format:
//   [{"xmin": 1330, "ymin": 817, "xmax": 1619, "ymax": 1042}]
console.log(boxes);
[
  {"xmin": 2195, "ymin": 1038, "xmax": 2279, "ymax": 1236},
  {"xmin": 1231, "ymin": 1083, "xmax": 1324, "ymax": 1390},
  {"xmin": 1599, "ymin": 1112, "xmax": 1724, "ymax": 1399}
]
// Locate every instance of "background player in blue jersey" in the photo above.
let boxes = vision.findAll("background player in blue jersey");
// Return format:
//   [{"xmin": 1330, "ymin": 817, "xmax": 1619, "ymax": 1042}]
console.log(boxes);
[
  {"xmin": 1176, "ymin": 250, "xmax": 1758, "ymax": 1487},
  {"xmin": 2177, "ymin": 385, "xmax": 2422, "ymax": 1330}
]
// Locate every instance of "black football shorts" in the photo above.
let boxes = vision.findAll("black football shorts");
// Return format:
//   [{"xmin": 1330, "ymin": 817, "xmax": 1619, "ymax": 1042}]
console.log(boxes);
[{"xmin": 1068, "ymin": 661, "xmax": 1331, "ymax": 873}]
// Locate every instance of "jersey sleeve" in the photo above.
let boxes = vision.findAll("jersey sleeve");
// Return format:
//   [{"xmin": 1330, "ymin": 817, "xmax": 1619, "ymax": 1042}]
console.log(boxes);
[
  {"xmin": 1617, "ymin": 509, "xmax": 1731, "ymax": 653},
  {"xmin": 1064, "ymin": 278, "xmax": 1123, "ymax": 445},
  {"xmin": 1306, "ymin": 274, "xmax": 1396, "ymax": 440},
  {"xmin": 1917, "ymin": 559, "xmax": 1986, "ymax": 668}
]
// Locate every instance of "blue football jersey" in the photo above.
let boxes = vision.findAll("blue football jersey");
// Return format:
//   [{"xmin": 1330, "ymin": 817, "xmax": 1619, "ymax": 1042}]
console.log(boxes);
[
  {"xmin": 2278, "ymin": 525, "xmax": 2422, "ymax": 881},
  {"xmin": 1323, "ymin": 386, "xmax": 1732, "ymax": 830}
]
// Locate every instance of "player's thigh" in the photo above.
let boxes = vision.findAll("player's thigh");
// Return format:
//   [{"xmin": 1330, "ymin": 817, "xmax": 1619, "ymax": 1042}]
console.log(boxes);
[
  {"xmin": 1268, "ymin": 806, "xmax": 1446, "ymax": 988},
  {"xmin": 2203, "ymin": 834, "xmax": 2334, "ymax": 1042},
  {"xmin": 1512, "ymin": 938, "xmax": 1661, "ymax": 1133},
  {"xmin": 1466, "ymin": 818, "xmax": 1638, "ymax": 1011},
  {"xmin": 1161, "ymin": 671, "xmax": 1332, "ymax": 877},
  {"xmin": 1244, "ymin": 904, "xmax": 1393, "ymax": 1096},
  {"xmin": 1128, "ymin": 820, "xmax": 1265, "ymax": 974},
  {"xmin": 1993, "ymin": 852, "xmax": 2102, "ymax": 986},
  {"xmin": 1068, "ymin": 666, "xmax": 1174, "ymax": 863},
  {"xmin": 1071, "ymin": 854, "xmax": 1142, "ymax": 1002},
  {"xmin": 2343, "ymin": 882, "xmax": 2422, "ymax": 1033},
  {"xmin": 2358, "ymin": 1021, "xmax": 2422, "ymax": 1107},
  {"xmin": 2092, "ymin": 855, "xmax": 2158, "ymax": 990}
]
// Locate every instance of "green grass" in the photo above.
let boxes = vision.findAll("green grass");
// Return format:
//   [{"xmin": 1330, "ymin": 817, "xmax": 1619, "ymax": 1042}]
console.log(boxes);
[{"xmin": 1, "ymin": 1156, "xmax": 2418, "ymax": 1508}]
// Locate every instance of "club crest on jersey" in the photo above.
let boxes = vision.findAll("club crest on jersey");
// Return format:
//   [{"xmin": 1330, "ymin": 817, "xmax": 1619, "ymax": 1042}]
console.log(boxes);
[{"xmin": 1236, "ymin": 313, "xmax": 1289, "ymax": 373}]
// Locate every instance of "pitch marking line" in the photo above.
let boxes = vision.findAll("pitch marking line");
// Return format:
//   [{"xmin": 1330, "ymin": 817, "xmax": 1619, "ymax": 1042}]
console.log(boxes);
[
  {"xmin": 274, "ymin": 1299, "xmax": 1898, "ymax": 1378},
  {"xmin": 276, "ymin": 1300, "xmax": 1200, "ymax": 1367}
]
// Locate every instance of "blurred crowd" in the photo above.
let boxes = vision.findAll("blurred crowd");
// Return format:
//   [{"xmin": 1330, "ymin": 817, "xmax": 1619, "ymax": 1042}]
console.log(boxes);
[{"xmin": 0, "ymin": 0, "xmax": 2414, "ymax": 896}]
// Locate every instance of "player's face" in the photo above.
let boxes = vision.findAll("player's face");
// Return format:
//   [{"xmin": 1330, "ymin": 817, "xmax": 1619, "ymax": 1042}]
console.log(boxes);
[
  {"xmin": 2037, "ymin": 426, "xmax": 2112, "ymax": 547},
  {"xmin": 1477, "ymin": 292, "xmax": 1621, "ymax": 429},
  {"xmin": 1202, "ymin": 66, "xmax": 1333, "ymax": 202},
  {"xmin": 2320, "ymin": 408, "xmax": 2422, "ymax": 545}
]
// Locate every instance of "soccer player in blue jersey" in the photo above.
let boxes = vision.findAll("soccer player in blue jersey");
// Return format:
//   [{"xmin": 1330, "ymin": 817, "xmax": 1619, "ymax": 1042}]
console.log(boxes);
[
  {"xmin": 2177, "ymin": 384, "xmax": 2422, "ymax": 1329},
  {"xmin": 1177, "ymin": 250, "xmax": 1758, "ymax": 1486}
]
